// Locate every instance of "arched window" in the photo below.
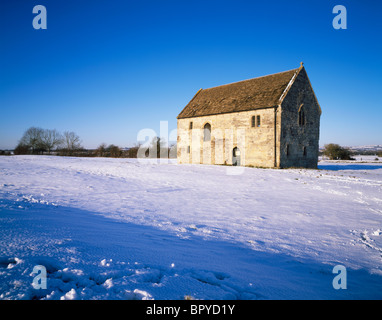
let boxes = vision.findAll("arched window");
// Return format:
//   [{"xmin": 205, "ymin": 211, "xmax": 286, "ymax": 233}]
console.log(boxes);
[
  {"xmin": 203, "ymin": 123, "xmax": 211, "ymax": 142},
  {"xmin": 298, "ymin": 105, "xmax": 305, "ymax": 126}
]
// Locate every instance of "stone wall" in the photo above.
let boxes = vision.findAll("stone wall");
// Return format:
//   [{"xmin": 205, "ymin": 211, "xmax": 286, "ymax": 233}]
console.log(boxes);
[
  {"xmin": 279, "ymin": 68, "xmax": 321, "ymax": 168},
  {"xmin": 177, "ymin": 108, "xmax": 277, "ymax": 168}
]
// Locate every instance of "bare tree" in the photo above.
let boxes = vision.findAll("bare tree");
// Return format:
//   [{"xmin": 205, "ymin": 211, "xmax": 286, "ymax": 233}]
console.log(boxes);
[
  {"xmin": 19, "ymin": 127, "xmax": 44, "ymax": 154},
  {"xmin": 41, "ymin": 129, "xmax": 63, "ymax": 154},
  {"xmin": 62, "ymin": 131, "xmax": 82, "ymax": 155}
]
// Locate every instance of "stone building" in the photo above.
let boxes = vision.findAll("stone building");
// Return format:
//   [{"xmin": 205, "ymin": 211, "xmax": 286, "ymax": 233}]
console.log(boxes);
[{"xmin": 176, "ymin": 63, "xmax": 321, "ymax": 168}]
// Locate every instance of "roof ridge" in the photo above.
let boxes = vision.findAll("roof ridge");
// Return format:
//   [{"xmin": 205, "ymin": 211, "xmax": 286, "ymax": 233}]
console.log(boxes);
[
  {"xmin": 277, "ymin": 67, "xmax": 302, "ymax": 104},
  {"xmin": 203, "ymin": 67, "xmax": 300, "ymax": 91}
]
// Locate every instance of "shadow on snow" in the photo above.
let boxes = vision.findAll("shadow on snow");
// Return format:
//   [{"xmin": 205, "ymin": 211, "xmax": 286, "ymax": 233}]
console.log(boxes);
[{"xmin": 1, "ymin": 199, "xmax": 382, "ymax": 300}]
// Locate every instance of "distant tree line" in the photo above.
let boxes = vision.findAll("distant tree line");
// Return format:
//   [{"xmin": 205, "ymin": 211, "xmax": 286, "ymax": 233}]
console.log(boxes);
[
  {"xmin": 14, "ymin": 127, "xmax": 83, "ymax": 156},
  {"xmin": 12, "ymin": 127, "xmax": 177, "ymax": 159},
  {"xmin": 93, "ymin": 137, "xmax": 176, "ymax": 159},
  {"xmin": 350, "ymin": 150, "xmax": 382, "ymax": 156}
]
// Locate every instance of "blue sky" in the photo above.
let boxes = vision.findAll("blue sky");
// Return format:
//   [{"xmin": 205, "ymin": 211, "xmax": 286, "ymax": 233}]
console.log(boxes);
[{"xmin": 0, "ymin": 0, "xmax": 381, "ymax": 149}]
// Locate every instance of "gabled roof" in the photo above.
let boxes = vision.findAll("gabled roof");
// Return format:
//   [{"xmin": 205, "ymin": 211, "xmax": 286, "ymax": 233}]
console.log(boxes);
[{"xmin": 177, "ymin": 66, "xmax": 301, "ymax": 119}]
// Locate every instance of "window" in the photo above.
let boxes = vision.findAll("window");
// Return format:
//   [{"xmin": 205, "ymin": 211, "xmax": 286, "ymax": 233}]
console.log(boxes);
[
  {"xmin": 203, "ymin": 123, "xmax": 211, "ymax": 142},
  {"xmin": 189, "ymin": 122, "xmax": 193, "ymax": 130},
  {"xmin": 251, "ymin": 115, "xmax": 261, "ymax": 127},
  {"xmin": 187, "ymin": 146, "xmax": 190, "ymax": 153},
  {"xmin": 303, "ymin": 146, "xmax": 307, "ymax": 157},
  {"xmin": 298, "ymin": 107, "xmax": 305, "ymax": 126},
  {"xmin": 286, "ymin": 144, "xmax": 290, "ymax": 157}
]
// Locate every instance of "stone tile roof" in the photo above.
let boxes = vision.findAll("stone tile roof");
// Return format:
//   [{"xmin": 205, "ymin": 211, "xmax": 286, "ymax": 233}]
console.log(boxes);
[{"xmin": 177, "ymin": 67, "xmax": 300, "ymax": 119}]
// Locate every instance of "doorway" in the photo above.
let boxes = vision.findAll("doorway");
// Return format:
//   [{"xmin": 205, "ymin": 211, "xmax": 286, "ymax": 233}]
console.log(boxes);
[{"xmin": 232, "ymin": 147, "xmax": 241, "ymax": 166}]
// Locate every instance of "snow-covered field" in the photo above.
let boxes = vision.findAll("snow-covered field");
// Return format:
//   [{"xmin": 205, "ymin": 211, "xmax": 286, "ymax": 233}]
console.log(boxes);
[{"xmin": 1, "ymin": 155, "xmax": 381, "ymax": 300}]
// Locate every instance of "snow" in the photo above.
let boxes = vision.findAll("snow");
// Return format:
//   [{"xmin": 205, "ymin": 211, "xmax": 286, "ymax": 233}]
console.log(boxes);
[{"xmin": 1, "ymin": 155, "xmax": 382, "ymax": 299}]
